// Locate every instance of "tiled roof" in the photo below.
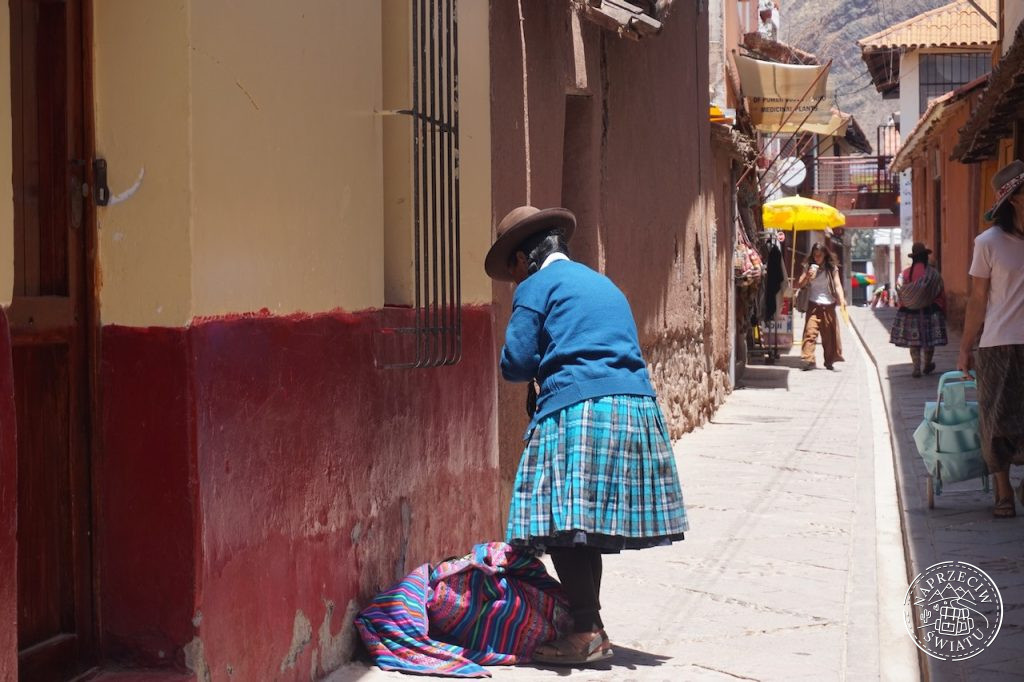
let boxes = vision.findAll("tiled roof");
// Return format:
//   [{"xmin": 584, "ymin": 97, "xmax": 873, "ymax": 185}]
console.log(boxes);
[{"xmin": 859, "ymin": 0, "xmax": 996, "ymax": 51}]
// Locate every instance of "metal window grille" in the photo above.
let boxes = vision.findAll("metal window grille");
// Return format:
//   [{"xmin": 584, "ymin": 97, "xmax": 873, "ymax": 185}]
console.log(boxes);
[
  {"xmin": 381, "ymin": 0, "xmax": 461, "ymax": 369},
  {"xmin": 918, "ymin": 53, "xmax": 989, "ymax": 115}
]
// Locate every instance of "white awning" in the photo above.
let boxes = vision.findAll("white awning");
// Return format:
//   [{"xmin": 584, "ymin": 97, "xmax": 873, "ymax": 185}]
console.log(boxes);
[
  {"xmin": 735, "ymin": 55, "xmax": 830, "ymax": 100},
  {"xmin": 747, "ymin": 97, "xmax": 848, "ymax": 136}
]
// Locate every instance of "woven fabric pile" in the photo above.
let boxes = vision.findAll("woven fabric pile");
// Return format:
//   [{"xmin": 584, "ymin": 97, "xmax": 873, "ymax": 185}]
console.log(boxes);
[{"xmin": 354, "ymin": 542, "xmax": 571, "ymax": 678}]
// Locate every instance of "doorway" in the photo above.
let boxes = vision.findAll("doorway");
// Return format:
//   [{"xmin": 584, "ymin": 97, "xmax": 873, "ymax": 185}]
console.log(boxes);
[{"xmin": 9, "ymin": 0, "xmax": 96, "ymax": 679}]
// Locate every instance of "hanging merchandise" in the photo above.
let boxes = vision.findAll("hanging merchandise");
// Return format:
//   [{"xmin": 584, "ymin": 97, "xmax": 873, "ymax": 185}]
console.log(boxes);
[
  {"xmin": 762, "ymin": 234, "xmax": 784, "ymax": 321},
  {"xmin": 734, "ymin": 222, "xmax": 764, "ymax": 286}
]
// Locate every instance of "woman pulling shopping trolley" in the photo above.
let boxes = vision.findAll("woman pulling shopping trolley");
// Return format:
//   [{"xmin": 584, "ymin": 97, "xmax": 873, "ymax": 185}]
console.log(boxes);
[{"xmin": 958, "ymin": 160, "xmax": 1024, "ymax": 518}]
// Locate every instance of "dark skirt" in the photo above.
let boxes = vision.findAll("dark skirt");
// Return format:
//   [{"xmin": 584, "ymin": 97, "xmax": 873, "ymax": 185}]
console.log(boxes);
[
  {"xmin": 976, "ymin": 345, "xmax": 1024, "ymax": 471},
  {"xmin": 889, "ymin": 305, "xmax": 948, "ymax": 348}
]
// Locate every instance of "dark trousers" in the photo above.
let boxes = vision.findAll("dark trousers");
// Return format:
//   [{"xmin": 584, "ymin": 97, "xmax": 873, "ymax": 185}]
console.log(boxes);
[{"xmin": 548, "ymin": 546, "xmax": 604, "ymax": 632}]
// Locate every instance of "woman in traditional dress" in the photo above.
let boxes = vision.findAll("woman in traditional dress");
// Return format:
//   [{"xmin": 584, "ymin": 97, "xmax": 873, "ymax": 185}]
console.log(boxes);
[
  {"xmin": 890, "ymin": 243, "xmax": 948, "ymax": 377},
  {"xmin": 795, "ymin": 242, "xmax": 846, "ymax": 371},
  {"xmin": 958, "ymin": 159, "xmax": 1024, "ymax": 518},
  {"xmin": 485, "ymin": 206, "xmax": 688, "ymax": 665}
]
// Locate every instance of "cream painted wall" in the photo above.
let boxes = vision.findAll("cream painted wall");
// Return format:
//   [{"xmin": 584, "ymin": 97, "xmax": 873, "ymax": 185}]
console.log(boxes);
[
  {"xmin": 458, "ymin": 0, "xmax": 492, "ymax": 304},
  {"xmin": 94, "ymin": 1, "xmax": 490, "ymax": 324},
  {"xmin": 898, "ymin": 50, "xmax": 920, "ymax": 258},
  {"xmin": 93, "ymin": 1, "xmax": 193, "ymax": 326},
  {"xmin": 0, "ymin": 7, "xmax": 13, "ymax": 306},
  {"xmin": 189, "ymin": 2, "xmax": 384, "ymax": 316}
]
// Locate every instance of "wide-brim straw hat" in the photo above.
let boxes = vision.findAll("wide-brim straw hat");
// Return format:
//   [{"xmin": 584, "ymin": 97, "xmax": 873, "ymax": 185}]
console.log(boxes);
[
  {"xmin": 985, "ymin": 159, "xmax": 1024, "ymax": 222},
  {"xmin": 484, "ymin": 206, "xmax": 576, "ymax": 281}
]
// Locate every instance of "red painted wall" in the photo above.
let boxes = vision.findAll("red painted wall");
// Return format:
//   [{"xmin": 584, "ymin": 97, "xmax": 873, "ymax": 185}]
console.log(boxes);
[
  {"xmin": 0, "ymin": 309, "xmax": 17, "ymax": 682},
  {"xmin": 98, "ymin": 306, "xmax": 499, "ymax": 680},
  {"xmin": 98, "ymin": 327, "xmax": 197, "ymax": 668}
]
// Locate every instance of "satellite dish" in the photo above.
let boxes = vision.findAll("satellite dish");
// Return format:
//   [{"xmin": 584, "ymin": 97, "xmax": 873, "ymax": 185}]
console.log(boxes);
[{"xmin": 777, "ymin": 157, "xmax": 807, "ymax": 190}]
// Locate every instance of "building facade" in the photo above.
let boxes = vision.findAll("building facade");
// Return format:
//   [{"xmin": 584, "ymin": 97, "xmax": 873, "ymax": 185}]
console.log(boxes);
[
  {"xmin": 1, "ymin": 2, "xmax": 496, "ymax": 680},
  {"xmin": 0, "ymin": 2, "xmax": 733, "ymax": 680},
  {"xmin": 859, "ymin": 0, "xmax": 998, "ymax": 277}
]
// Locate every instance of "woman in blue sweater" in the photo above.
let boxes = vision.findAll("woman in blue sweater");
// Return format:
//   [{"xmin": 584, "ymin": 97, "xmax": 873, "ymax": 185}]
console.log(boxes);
[{"xmin": 485, "ymin": 206, "xmax": 688, "ymax": 666}]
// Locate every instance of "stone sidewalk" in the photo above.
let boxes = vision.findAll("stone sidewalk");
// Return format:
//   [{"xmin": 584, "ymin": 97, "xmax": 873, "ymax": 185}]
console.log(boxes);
[
  {"xmin": 848, "ymin": 306, "xmax": 1024, "ymax": 682},
  {"xmin": 326, "ymin": 315, "xmax": 918, "ymax": 682}
]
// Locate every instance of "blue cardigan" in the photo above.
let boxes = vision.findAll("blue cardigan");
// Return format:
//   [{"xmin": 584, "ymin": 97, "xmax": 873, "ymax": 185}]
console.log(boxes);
[{"xmin": 500, "ymin": 260, "xmax": 655, "ymax": 433}]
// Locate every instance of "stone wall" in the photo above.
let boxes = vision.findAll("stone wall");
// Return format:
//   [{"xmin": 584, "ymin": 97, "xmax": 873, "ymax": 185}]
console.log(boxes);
[{"xmin": 646, "ymin": 331, "xmax": 730, "ymax": 439}]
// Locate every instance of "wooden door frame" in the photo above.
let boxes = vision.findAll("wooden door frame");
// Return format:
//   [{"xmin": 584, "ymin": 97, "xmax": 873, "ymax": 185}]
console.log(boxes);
[
  {"xmin": 9, "ymin": 0, "xmax": 101, "ymax": 676},
  {"xmin": 81, "ymin": 0, "xmax": 101, "ymax": 656}
]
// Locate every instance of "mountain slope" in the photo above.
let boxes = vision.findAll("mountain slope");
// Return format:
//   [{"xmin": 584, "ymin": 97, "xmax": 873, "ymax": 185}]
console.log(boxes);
[{"xmin": 780, "ymin": 0, "xmax": 955, "ymax": 148}]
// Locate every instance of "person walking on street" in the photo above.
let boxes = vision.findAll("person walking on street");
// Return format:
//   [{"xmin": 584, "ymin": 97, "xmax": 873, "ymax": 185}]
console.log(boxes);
[
  {"xmin": 870, "ymin": 283, "xmax": 890, "ymax": 308},
  {"xmin": 485, "ymin": 206, "xmax": 689, "ymax": 666},
  {"xmin": 890, "ymin": 243, "xmax": 948, "ymax": 378},
  {"xmin": 795, "ymin": 242, "xmax": 846, "ymax": 371},
  {"xmin": 958, "ymin": 160, "xmax": 1024, "ymax": 518}
]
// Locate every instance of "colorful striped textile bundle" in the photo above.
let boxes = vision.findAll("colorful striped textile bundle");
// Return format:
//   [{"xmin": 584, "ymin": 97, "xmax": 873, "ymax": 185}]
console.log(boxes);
[{"xmin": 354, "ymin": 542, "xmax": 571, "ymax": 677}]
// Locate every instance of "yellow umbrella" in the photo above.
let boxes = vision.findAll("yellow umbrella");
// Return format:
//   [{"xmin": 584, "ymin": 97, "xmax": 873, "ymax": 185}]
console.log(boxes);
[
  {"xmin": 762, "ymin": 195, "xmax": 845, "ymax": 275},
  {"xmin": 763, "ymin": 195, "xmax": 845, "ymax": 232},
  {"xmin": 762, "ymin": 196, "xmax": 849, "ymax": 324}
]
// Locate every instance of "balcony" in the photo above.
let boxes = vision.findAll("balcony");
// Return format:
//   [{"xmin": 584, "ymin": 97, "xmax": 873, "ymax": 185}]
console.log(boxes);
[{"xmin": 810, "ymin": 156, "xmax": 899, "ymax": 228}]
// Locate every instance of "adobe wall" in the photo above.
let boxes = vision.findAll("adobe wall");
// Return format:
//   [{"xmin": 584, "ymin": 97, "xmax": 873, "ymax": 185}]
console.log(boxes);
[{"xmin": 490, "ymin": 0, "xmax": 729, "ymax": 515}]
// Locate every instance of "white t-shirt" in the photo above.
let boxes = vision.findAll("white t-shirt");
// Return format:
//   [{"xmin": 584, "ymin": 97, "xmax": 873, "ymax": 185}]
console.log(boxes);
[
  {"xmin": 806, "ymin": 267, "xmax": 836, "ymax": 305},
  {"xmin": 969, "ymin": 226, "xmax": 1024, "ymax": 347}
]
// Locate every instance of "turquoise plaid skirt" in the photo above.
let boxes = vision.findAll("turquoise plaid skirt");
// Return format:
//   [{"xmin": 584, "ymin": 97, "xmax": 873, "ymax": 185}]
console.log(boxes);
[{"xmin": 506, "ymin": 395, "xmax": 688, "ymax": 553}]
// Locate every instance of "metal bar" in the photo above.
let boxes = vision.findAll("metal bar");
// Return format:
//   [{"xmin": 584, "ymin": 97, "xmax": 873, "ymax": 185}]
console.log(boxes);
[
  {"xmin": 412, "ymin": 0, "xmax": 424, "ymax": 367},
  {"xmin": 428, "ymin": 0, "xmax": 440, "ymax": 366},
  {"xmin": 435, "ymin": 0, "xmax": 447, "ymax": 367},
  {"xmin": 443, "ymin": 0, "xmax": 456, "ymax": 364},
  {"xmin": 438, "ymin": 0, "xmax": 450, "ymax": 364},
  {"xmin": 452, "ymin": 0, "xmax": 462, "ymax": 364},
  {"xmin": 966, "ymin": 0, "xmax": 997, "ymax": 29},
  {"xmin": 418, "ymin": 0, "xmax": 431, "ymax": 366}
]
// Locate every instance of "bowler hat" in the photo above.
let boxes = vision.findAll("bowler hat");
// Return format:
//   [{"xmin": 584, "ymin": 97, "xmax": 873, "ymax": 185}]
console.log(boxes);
[
  {"xmin": 484, "ymin": 206, "xmax": 576, "ymax": 281},
  {"xmin": 985, "ymin": 159, "xmax": 1024, "ymax": 222},
  {"xmin": 909, "ymin": 242, "xmax": 932, "ymax": 259}
]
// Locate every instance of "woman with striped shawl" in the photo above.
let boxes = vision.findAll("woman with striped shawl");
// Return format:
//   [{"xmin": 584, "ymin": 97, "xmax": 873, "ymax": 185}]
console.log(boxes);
[
  {"xmin": 958, "ymin": 160, "xmax": 1024, "ymax": 519},
  {"xmin": 485, "ymin": 206, "xmax": 688, "ymax": 666},
  {"xmin": 890, "ymin": 242, "xmax": 948, "ymax": 377}
]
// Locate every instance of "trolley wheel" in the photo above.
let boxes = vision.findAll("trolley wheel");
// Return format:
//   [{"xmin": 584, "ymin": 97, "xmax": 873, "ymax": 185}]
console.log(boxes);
[
  {"xmin": 765, "ymin": 355, "xmax": 776, "ymax": 365},
  {"xmin": 927, "ymin": 476, "xmax": 934, "ymax": 509}
]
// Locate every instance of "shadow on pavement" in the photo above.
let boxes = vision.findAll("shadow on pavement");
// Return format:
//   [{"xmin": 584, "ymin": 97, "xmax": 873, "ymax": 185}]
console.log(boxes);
[
  {"xmin": 738, "ymin": 350, "xmax": 807, "ymax": 390},
  {"xmin": 736, "ymin": 363, "xmax": 790, "ymax": 390},
  {"xmin": 520, "ymin": 644, "xmax": 671, "ymax": 676},
  {"xmin": 849, "ymin": 305, "xmax": 1024, "ymax": 681}
]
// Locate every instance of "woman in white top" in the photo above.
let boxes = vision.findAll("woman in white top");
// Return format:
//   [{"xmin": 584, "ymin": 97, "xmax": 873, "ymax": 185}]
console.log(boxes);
[
  {"xmin": 795, "ymin": 242, "xmax": 847, "ymax": 371},
  {"xmin": 958, "ymin": 159, "xmax": 1024, "ymax": 519}
]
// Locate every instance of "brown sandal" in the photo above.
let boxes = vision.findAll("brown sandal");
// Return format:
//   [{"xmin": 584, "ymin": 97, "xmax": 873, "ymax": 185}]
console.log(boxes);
[
  {"xmin": 993, "ymin": 496, "xmax": 1016, "ymax": 519},
  {"xmin": 532, "ymin": 629, "xmax": 613, "ymax": 666}
]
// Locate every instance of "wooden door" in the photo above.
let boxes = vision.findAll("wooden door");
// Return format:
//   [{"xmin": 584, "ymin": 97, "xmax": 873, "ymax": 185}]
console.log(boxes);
[{"xmin": 9, "ymin": 1, "xmax": 95, "ymax": 680}]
